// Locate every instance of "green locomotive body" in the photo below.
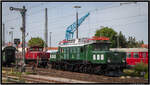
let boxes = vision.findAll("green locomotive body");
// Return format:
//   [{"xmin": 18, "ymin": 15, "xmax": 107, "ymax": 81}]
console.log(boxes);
[{"xmin": 49, "ymin": 37, "xmax": 126, "ymax": 76}]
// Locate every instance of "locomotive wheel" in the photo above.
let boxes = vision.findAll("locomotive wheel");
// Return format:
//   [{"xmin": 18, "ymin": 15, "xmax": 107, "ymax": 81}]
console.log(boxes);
[
  {"xmin": 73, "ymin": 65, "xmax": 79, "ymax": 72},
  {"xmin": 51, "ymin": 62, "xmax": 56, "ymax": 69},
  {"xmin": 82, "ymin": 66, "xmax": 87, "ymax": 73},
  {"xmin": 68, "ymin": 64, "xmax": 73, "ymax": 71},
  {"xmin": 86, "ymin": 65, "xmax": 91, "ymax": 73},
  {"xmin": 55, "ymin": 63, "xmax": 61, "ymax": 70},
  {"xmin": 64, "ymin": 64, "xmax": 68, "ymax": 71},
  {"xmin": 79, "ymin": 65, "xmax": 83, "ymax": 73}
]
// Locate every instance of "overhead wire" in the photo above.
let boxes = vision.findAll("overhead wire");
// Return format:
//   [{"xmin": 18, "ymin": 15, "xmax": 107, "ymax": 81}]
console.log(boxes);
[
  {"xmin": 27, "ymin": 13, "xmax": 147, "ymax": 34},
  {"xmin": 2, "ymin": 3, "xmax": 133, "ymax": 24},
  {"xmin": 4, "ymin": 2, "xmax": 147, "ymax": 38},
  {"xmin": 4, "ymin": 3, "xmax": 66, "ymax": 23}
]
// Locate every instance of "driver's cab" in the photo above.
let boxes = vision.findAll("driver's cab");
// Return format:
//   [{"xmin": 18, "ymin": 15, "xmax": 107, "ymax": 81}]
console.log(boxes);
[{"xmin": 91, "ymin": 41, "xmax": 111, "ymax": 51}]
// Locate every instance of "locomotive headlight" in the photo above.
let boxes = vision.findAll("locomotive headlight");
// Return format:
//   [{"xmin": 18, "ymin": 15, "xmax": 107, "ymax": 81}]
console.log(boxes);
[
  {"xmin": 107, "ymin": 58, "xmax": 111, "ymax": 63},
  {"xmin": 122, "ymin": 59, "xmax": 125, "ymax": 62}
]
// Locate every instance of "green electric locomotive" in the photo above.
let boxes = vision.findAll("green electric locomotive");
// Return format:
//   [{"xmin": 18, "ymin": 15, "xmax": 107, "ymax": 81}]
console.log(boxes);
[{"xmin": 49, "ymin": 36, "xmax": 126, "ymax": 76}]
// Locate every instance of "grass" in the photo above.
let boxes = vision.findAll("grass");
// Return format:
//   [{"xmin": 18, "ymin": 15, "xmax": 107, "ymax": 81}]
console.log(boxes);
[
  {"xmin": 123, "ymin": 62, "xmax": 148, "ymax": 80},
  {"xmin": 144, "ymin": 72, "xmax": 148, "ymax": 80}
]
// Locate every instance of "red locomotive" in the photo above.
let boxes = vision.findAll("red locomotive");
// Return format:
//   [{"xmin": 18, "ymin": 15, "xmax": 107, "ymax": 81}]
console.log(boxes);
[
  {"xmin": 25, "ymin": 46, "xmax": 50, "ymax": 67},
  {"xmin": 126, "ymin": 51, "xmax": 148, "ymax": 66},
  {"xmin": 110, "ymin": 48, "xmax": 148, "ymax": 67}
]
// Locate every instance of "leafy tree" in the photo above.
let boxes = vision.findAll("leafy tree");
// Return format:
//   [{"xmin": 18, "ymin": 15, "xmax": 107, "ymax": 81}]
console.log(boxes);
[
  {"xmin": 94, "ymin": 26, "xmax": 145, "ymax": 48},
  {"xmin": 28, "ymin": 37, "xmax": 46, "ymax": 47},
  {"xmin": 95, "ymin": 27, "xmax": 117, "ymax": 48},
  {"xmin": 118, "ymin": 31, "xmax": 128, "ymax": 48},
  {"xmin": 127, "ymin": 36, "xmax": 140, "ymax": 48}
]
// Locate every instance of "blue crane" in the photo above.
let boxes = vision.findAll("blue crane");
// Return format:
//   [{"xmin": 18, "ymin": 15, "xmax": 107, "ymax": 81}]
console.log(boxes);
[{"xmin": 65, "ymin": 12, "xmax": 90, "ymax": 40}]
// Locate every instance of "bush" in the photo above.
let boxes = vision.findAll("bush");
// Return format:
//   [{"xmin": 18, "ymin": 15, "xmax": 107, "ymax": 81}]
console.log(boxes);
[
  {"xmin": 133, "ymin": 62, "xmax": 148, "ymax": 76},
  {"xmin": 144, "ymin": 72, "xmax": 148, "ymax": 80},
  {"xmin": 123, "ymin": 69, "xmax": 139, "ymax": 77}
]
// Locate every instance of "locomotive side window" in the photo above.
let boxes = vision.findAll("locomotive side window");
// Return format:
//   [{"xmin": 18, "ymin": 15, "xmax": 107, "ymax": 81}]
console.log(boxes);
[
  {"xmin": 63, "ymin": 48, "xmax": 67, "ymax": 59},
  {"xmin": 77, "ymin": 47, "xmax": 80, "ymax": 58},
  {"xmin": 70, "ymin": 47, "xmax": 72, "ymax": 53},
  {"xmin": 64, "ymin": 48, "xmax": 67, "ymax": 53},
  {"xmin": 142, "ymin": 52, "xmax": 147, "ymax": 58},
  {"xmin": 73, "ymin": 47, "xmax": 76, "ymax": 53},
  {"xmin": 133, "ymin": 53, "xmax": 139, "ymax": 58},
  {"xmin": 127, "ymin": 53, "xmax": 131, "ymax": 58},
  {"xmin": 77, "ymin": 47, "xmax": 80, "ymax": 53},
  {"xmin": 80, "ymin": 47, "xmax": 83, "ymax": 53}
]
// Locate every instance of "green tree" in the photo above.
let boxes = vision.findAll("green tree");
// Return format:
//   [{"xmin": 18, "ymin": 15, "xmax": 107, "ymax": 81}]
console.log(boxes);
[
  {"xmin": 118, "ymin": 31, "xmax": 128, "ymax": 48},
  {"xmin": 95, "ymin": 27, "xmax": 117, "ymax": 48},
  {"xmin": 28, "ymin": 37, "xmax": 46, "ymax": 47},
  {"xmin": 136, "ymin": 40, "xmax": 144, "ymax": 48},
  {"xmin": 126, "ymin": 36, "xmax": 145, "ymax": 48}
]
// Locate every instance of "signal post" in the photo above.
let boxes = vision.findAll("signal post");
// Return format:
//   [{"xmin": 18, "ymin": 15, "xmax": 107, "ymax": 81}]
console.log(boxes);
[{"xmin": 10, "ymin": 6, "xmax": 27, "ymax": 72}]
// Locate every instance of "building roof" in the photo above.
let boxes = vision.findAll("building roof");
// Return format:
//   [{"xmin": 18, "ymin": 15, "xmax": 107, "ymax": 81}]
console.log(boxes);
[{"xmin": 141, "ymin": 44, "xmax": 148, "ymax": 48}]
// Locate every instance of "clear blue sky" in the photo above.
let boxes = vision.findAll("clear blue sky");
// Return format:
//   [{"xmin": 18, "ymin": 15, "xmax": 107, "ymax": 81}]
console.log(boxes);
[{"xmin": 2, "ymin": 2, "xmax": 148, "ymax": 47}]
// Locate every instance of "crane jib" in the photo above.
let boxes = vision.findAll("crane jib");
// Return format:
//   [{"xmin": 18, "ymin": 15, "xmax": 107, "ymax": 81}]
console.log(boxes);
[{"xmin": 65, "ymin": 12, "xmax": 90, "ymax": 40}]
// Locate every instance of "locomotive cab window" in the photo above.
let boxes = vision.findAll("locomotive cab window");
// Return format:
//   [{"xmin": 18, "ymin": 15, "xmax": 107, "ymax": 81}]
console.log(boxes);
[{"xmin": 133, "ymin": 53, "xmax": 139, "ymax": 58}]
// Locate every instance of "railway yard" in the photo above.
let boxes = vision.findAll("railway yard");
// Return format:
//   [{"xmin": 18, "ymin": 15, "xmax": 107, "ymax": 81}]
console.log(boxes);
[
  {"xmin": 2, "ymin": 2, "xmax": 148, "ymax": 84},
  {"xmin": 2, "ymin": 66, "xmax": 148, "ymax": 83}
]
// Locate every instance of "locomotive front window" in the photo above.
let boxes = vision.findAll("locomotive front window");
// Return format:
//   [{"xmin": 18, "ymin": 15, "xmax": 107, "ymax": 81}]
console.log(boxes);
[
  {"xmin": 101, "ymin": 54, "xmax": 104, "ymax": 60},
  {"xmin": 133, "ymin": 53, "xmax": 139, "ymax": 58},
  {"xmin": 93, "ymin": 54, "xmax": 96, "ymax": 60}
]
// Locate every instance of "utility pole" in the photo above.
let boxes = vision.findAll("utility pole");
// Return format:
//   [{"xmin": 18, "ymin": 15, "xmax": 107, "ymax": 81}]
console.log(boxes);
[
  {"xmin": 49, "ymin": 32, "xmax": 52, "ymax": 48},
  {"xmin": 2, "ymin": 24, "xmax": 5, "ymax": 46},
  {"xmin": 44, "ymin": 8, "xmax": 48, "ymax": 51},
  {"xmin": 116, "ymin": 34, "xmax": 119, "ymax": 48},
  {"xmin": 10, "ymin": 6, "xmax": 27, "ymax": 72},
  {"xmin": 10, "ymin": 28, "xmax": 14, "ymax": 44},
  {"xmin": 74, "ymin": 6, "xmax": 81, "ymax": 39},
  {"xmin": 9, "ymin": 31, "xmax": 13, "ymax": 44},
  {"xmin": 118, "ymin": 36, "xmax": 119, "ymax": 48}
]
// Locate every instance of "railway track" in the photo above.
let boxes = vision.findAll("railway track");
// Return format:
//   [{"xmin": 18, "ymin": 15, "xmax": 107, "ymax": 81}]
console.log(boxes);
[
  {"xmin": 2, "ymin": 67, "xmax": 148, "ymax": 83},
  {"xmin": 2, "ymin": 75, "xmax": 65, "ymax": 83},
  {"xmin": 2, "ymin": 72, "xmax": 95, "ymax": 83}
]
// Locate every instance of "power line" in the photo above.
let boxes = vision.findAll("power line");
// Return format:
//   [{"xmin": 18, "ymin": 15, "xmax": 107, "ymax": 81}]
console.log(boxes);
[
  {"xmin": 4, "ymin": 4, "xmax": 66, "ymax": 23},
  {"xmin": 94, "ymin": 14, "xmax": 147, "ymax": 24},
  {"xmin": 27, "ymin": 13, "xmax": 147, "ymax": 34},
  {"xmin": 3, "ymin": 3, "xmax": 118, "ymax": 23},
  {"xmin": 4, "ymin": 2, "xmax": 143, "ymax": 25}
]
